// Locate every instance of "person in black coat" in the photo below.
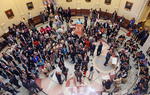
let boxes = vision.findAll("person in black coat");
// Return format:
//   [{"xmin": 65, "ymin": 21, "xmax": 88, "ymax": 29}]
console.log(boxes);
[
  {"xmin": 103, "ymin": 21, "xmax": 109, "ymax": 28},
  {"xmin": 58, "ymin": 6, "xmax": 63, "ymax": 15},
  {"xmin": 13, "ymin": 67, "xmax": 22, "ymax": 77},
  {"xmin": 90, "ymin": 42, "xmax": 96, "ymax": 56},
  {"xmin": 47, "ymin": 4, "xmax": 50, "ymax": 15},
  {"xmin": 140, "ymin": 33, "xmax": 148, "ymax": 46},
  {"xmin": 50, "ymin": 2, "xmax": 54, "ymax": 15},
  {"xmin": 5, "ymin": 83, "xmax": 20, "ymax": 95},
  {"xmin": 97, "ymin": 42, "xmax": 103, "ymax": 56},
  {"xmin": 20, "ymin": 34, "xmax": 27, "ymax": 44},
  {"xmin": 56, "ymin": 71, "xmax": 62, "ymax": 85},
  {"xmin": 49, "ymin": 19, "xmax": 53, "ymax": 28},
  {"xmin": 9, "ymin": 75, "xmax": 21, "ymax": 88},
  {"xmin": 5, "ymin": 69, "xmax": 13, "ymax": 77},
  {"xmin": 27, "ymin": 79, "xmax": 42, "ymax": 93},
  {"xmin": 102, "ymin": 79, "xmax": 113, "ymax": 89},
  {"xmin": 106, "ymin": 27, "xmax": 112, "ymax": 39},
  {"xmin": 70, "ymin": 49, "xmax": 76, "ymax": 63},
  {"xmin": 22, "ymin": 79, "xmax": 29, "ymax": 90},
  {"xmin": 0, "ymin": 68, "xmax": 7, "ymax": 79},
  {"xmin": 104, "ymin": 49, "xmax": 113, "ymax": 66},
  {"xmin": 2, "ymin": 53, "xmax": 13, "ymax": 62}
]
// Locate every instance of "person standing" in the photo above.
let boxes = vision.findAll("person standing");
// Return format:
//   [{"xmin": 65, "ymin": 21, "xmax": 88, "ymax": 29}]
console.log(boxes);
[
  {"xmin": 97, "ymin": 42, "xmax": 103, "ymax": 56},
  {"xmin": 9, "ymin": 75, "xmax": 21, "ymax": 88},
  {"xmin": 5, "ymin": 83, "xmax": 20, "ymax": 95},
  {"xmin": 44, "ymin": 10, "xmax": 48, "ymax": 22},
  {"xmin": 28, "ymin": 79, "xmax": 42, "ymax": 93},
  {"xmin": 112, "ymin": 11, "xmax": 117, "ymax": 24},
  {"xmin": 0, "ymin": 81, "xmax": 6, "ymax": 91},
  {"xmin": 104, "ymin": 49, "xmax": 113, "ymax": 66},
  {"xmin": 98, "ymin": 8, "xmax": 101, "ymax": 19},
  {"xmin": 56, "ymin": 71, "xmax": 63, "ymax": 85},
  {"xmin": 68, "ymin": 7, "xmax": 71, "ymax": 19},
  {"xmin": 89, "ymin": 8, "xmax": 93, "ymax": 17},
  {"xmin": 75, "ymin": 70, "xmax": 82, "ymax": 82},
  {"xmin": 62, "ymin": 67, "xmax": 69, "ymax": 81},
  {"xmin": 90, "ymin": 42, "xmax": 96, "ymax": 57},
  {"xmin": 28, "ymin": 12, "xmax": 34, "ymax": 25},
  {"xmin": 40, "ymin": 11, "xmax": 44, "ymax": 24},
  {"xmin": 88, "ymin": 66, "xmax": 94, "ymax": 80},
  {"xmin": 50, "ymin": 2, "xmax": 55, "ymax": 15}
]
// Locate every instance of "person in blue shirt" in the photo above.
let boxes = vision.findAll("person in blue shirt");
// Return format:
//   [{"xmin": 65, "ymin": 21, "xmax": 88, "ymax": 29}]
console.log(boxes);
[
  {"xmin": 32, "ymin": 55, "xmax": 39, "ymax": 63},
  {"xmin": 133, "ymin": 28, "xmax": 139, "ymax": 39},
  {"xmin": 62, "ymin": 45, "xmax": 68, "ymax": 59},
  {"xmin": 76, "ymin": 18, "xmax": 82, "ymax": 24},
  {"xmin": 56, "ymin": 20, "xmax": 61, "ymax": 27},
  {"xmin": 140, "ymin": 58, "xmax": 148, "ymax": 67},
  {"xmin": 134, "ymin": 51, "xmax": 145, "ymax": 61},
  {"xmin": 38, "ymin": 58, "xmax": 44, "ymax": 66},
  {"xmin": 127, "ymin": 18, "xmax": 135, "ymax": 29}
]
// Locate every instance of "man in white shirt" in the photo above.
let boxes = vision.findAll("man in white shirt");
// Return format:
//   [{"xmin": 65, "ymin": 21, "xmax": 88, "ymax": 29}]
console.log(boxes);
[
  {"xmin": 57, "ymin": 27, "xmax": 63, "ymax": 33},
  {"xmin": 28, "ymin": 12, "xmax": 34, "ymax": 24},
  {"xmin": 76, "ymin": 18, "xmax": 82, "ymax": 24}
]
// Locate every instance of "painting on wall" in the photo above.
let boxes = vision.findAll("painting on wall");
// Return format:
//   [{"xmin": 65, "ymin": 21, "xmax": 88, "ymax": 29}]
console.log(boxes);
[
  {"xmin": 5, "ymin": 9, "xmax": 14, "ymax": 19},
  {"xmin": 26, "ymin": 2, "xmax": 34, "ymax": 10},
  {"xmin": 85, "ymin": 0, "xmax": 91, "ymax": 3},
  {"xmin": 66, "ymin": 0, "xmax": 72, "ymax": 2},
  {"xmin": 105, "ymin": 0, "xmax": 111, "ymax": 5},
  {"xmin": 124, "ymin": 1, "xmax": 133, "ymax": 11}
]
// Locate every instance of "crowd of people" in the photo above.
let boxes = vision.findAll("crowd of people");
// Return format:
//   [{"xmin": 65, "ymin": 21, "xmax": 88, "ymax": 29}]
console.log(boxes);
[{"xmin": 0, "ymin": 3, "xmax": 149, "ymax": 95}]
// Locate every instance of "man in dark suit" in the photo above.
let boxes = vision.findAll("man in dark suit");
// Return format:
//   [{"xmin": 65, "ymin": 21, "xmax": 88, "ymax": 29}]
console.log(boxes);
[
  {"xmin": 7, "ymin": 35, "xmax": 17, "ymax": 45},
  {"xmin": 84, "ymin": 53, "xmax": 89, "ymax": 62},
  {"xmin": 2, "ymin": 53, "xmax": 13, "ymax": 62},
  {"xmin": 102, "ymin": 79, "xmax": 113, "ymax": 89},
  {"xmin": 112, "ymin": 11, "xmax": 117, "ymax": 23},
  {"xmin": 49, "ymin": 19, "xmax": 53, "ymax": 28},
  {"xmin": 13, "ymin": 67, "xmax": 22, "ymax": 77},
  {"xmin": 104, "ymin": 50, "xmax": 112, "ymax": 66},
  {"xmin": 0, "ymin": 81, "xmax": 6, "ymax": 91},
  {"xmin": 56, "ymin": 71, "xmax": 62, "ymax": 85},
  {"xmin": 20, "ymin": 34, "xmax": 27, "ymax": 44},
  {"xmin": 97, "ymin": 42, "xmax": 103, "ymax": 56},
  {"xmin": 5, "ymin": 69, "xmax": 13, "ymax": 77},
  {"xmin": 28, "ymin": 79, "xmax": 42, "ymax": 93},
  {"xmin": 5, "ymin": 83, "xmax": 20, "ymax": 95},
  {"xmin": 90, "ymin": 42, "xmax": 96, "ymax": 57},
  {"xmin": 9, "ymin": 75, "xmax": 21, "ymax": 88},
  {"xmin": 0, "ymin": 68, "xmax": 7, "ymax": 79},
  {"xmin": 22, "ymin": 79, "xmax": 29, "ymax": 90},
  {"xmin": 119, "ymin": 15, "xmax": 125, "ymax": 26},
  {"xmin": 103, "ymin": 21, "xmax": 109, "ymax": 28},
  {"xmin": 70, "ymin": 49, "xmax": 76, "ymax": 63},
  {"xmin": 81, "ymin": 48, "xmax": 87, "ymax": 60}
]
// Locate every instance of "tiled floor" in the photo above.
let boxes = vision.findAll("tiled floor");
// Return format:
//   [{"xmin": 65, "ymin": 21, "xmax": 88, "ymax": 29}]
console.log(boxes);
[{"xmin": 0, "ymin": 16, "xmax": 149, "ymax": 95}]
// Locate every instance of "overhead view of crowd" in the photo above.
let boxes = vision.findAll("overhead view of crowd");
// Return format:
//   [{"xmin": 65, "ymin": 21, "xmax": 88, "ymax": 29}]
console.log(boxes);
[{"xmin": 0, "ymin": 2, "xmax": 150, "ymax": 95}]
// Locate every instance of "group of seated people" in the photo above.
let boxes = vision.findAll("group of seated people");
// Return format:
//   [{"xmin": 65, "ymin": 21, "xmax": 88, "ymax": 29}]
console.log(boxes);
[{"xmin": 0, "ymin": 5, "xmax": 149, "ymax": 95}]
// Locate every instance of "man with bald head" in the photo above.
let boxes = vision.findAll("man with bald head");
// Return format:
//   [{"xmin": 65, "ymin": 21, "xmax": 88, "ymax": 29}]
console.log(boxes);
[{"xmin": 56, "ymin": 71, "xmax": 62, "ymax": 85}]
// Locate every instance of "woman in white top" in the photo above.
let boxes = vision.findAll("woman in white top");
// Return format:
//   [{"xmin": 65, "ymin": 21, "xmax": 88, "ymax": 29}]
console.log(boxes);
[
  {"xmin": 88, "ymin": 66, "xmax": 94, "ymax": 80},
  {"xmin": 89, "ymin": 8, "xmax": 93, "ymax": 17},
  {"xmin": 96, "ymin": 17, "xmax": 100, "ymax": 24}
]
